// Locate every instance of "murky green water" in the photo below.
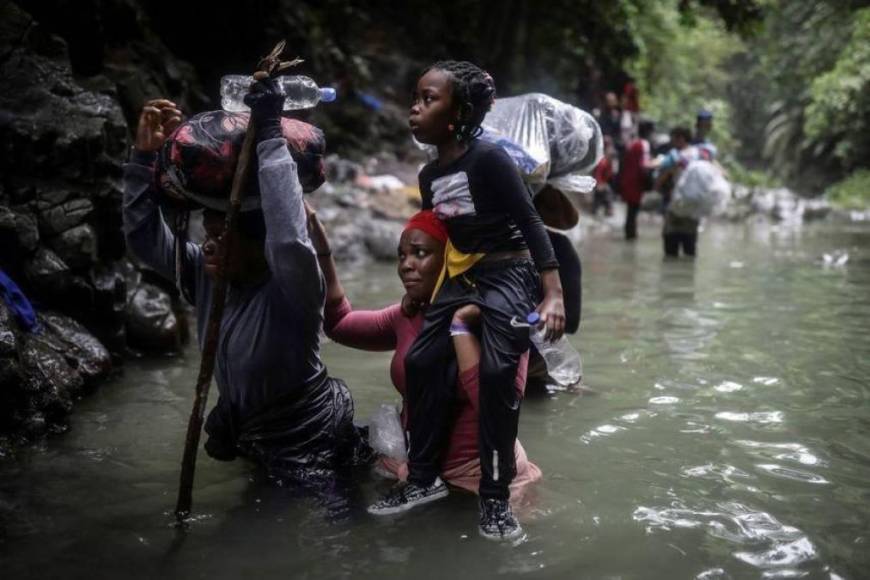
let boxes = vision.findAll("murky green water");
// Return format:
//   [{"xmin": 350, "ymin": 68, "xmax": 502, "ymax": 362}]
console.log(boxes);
[{"xmin": 2, "ymin": 220, "xmax": 869, "ymax": 579}]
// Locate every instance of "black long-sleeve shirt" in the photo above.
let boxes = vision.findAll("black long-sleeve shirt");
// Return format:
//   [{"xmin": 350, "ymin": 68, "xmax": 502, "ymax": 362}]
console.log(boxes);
[{"xmin": 419, "ymin": 139, "xmax": 558, "ymax": 271}]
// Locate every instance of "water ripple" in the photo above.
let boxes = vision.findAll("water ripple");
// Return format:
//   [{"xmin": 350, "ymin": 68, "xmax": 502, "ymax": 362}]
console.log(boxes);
[
  {"xmin": 735, "ymin": 440, "xmax": 827, "ymax": 468},
  {"xmin": 756, "ymin": 464, "xmax": 830, "ymax": 485},
  {"xmin": 633, "ymin": 501, "xmax": 819, "ymax": 573},
  {"xmin": 715, "ymin": 411, "xmax": 784, "ymax": 424}
]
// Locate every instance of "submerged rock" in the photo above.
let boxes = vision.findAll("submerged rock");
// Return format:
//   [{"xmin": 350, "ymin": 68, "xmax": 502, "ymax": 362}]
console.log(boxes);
[{"xmin": 126, "ymin": 282, "xmax": 179, "ymax": 351}]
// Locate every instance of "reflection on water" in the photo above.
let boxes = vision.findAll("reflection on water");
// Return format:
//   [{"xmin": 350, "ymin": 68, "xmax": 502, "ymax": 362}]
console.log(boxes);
[{"xmin": 2, "ymin": 221, "xmax": 870, "ymax": 579}]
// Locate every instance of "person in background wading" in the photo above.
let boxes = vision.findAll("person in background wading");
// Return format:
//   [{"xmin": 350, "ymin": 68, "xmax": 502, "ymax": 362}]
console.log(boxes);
[
  {"xmin": 619, "ymin": 119, "xmax": 657, "ymax": 240},
  {"xmin": 122, "ymin": 87, "xmax": 370, "ymax": 499},
  {"xmin": 365, "ymin": 60, "xmax": 565, "ymax": 541}
]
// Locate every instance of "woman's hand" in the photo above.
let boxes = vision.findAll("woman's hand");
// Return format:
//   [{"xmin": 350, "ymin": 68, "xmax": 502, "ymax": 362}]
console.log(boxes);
[
  {"xmin": 304, "ymin": 200, "xmax": 331, "ymax": 256},
  {"xmin": 134, "ymin": 99, "xmax": 182, "ymax": 152},
  {"xmin": 536, "ymin": 269, "xmax": 565, "ymax": 341}
]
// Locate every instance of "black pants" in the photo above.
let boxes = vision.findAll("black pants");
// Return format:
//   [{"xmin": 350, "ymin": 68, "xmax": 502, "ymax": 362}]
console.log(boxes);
[
  {"xmin": 592, "ymin": 186, "xmax": 613, "ymax": 216},
  {"xmin": 663, "ymin": 232, "xmax": 697, "ymax": 257},
  {"xmin": 663, "ymin": 213, "xmax": 699, "ymax": 257},
  {"xmin": 405, "ymin": 259, "xmax": 539, "ymax": 500},
  {"xmin": 624, "ymin": 202, "xmax": 640, "ymax": 239}
]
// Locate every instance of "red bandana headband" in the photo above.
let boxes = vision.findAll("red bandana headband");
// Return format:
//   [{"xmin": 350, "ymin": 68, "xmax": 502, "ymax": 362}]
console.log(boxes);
[{"xmin": 404, "ymin": 210, "xmax": 448, "ymax": 245}]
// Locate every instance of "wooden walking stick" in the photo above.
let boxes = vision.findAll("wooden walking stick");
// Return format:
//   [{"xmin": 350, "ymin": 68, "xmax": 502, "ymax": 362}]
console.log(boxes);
[{"xmin": 174, "ymin": 41, "xmax": 303, "ymax": 523}]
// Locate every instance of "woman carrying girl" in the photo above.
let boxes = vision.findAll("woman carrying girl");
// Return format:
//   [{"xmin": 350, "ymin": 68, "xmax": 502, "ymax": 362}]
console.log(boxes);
[
  {"xmin": 367, "ymin": 61, "xmax": 565, "ymax": 540},
  {"xmin": 307, "ymin": 207, "xmax": 542, "ymax": 501}
]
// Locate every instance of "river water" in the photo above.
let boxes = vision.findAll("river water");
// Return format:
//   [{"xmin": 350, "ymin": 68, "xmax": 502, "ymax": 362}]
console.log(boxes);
[{"xmin": 2, "ymin": 219, "xmax": 869, "ymax": 579}]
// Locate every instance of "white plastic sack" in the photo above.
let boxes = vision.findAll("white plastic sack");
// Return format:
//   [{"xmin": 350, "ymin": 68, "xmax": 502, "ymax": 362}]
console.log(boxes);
[
  {"xmin": 367, "ymin": 403, "xmax": 407, "ymax": 460},
  {"xmin": 669, "ymin": 160, "xmax": 731, "ymax": 219},
  {"xmin": 482, "ymin": 93, "xmax": 603, "ymax": 194},
  {"xmin": 415, "ymin": 93, "xmax": 603, "ymax": 195}
]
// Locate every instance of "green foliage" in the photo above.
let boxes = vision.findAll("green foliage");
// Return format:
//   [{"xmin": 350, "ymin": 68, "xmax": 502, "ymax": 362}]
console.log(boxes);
[
  {"xmin": 725, "ymin": 162, "xmax": 780, "ymax": 189},
  {"xmin": 628, "ymin": 1, "xmax": 742, "ymax": 160},
  {"xmin": 738, "ymin": 1, "xmax": 862, "ymax": 190},
  {"xmin": 804, "ymin": 8, "xmax": 870, "ymax": 172},
  {"xmin": 825, "ymin": 170, "xmax": 870, "ymax": 210}
]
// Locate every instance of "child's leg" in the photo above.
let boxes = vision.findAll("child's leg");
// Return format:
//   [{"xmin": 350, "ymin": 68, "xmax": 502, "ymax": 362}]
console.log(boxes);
[
  {"xmin": 404, "ymin": 277, "xmax": 471, "ymax": 487},
  {"xmin": 451, "ymin": 304, "xmax": 482, "ymax": 373},
  {"xmin": 475, "ymin": 262, "xmax": 538, "ymax": 500}
]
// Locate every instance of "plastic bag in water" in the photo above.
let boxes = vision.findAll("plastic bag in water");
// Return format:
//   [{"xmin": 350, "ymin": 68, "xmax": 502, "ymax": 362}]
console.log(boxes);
[
  {"xmin": 669, "ymin": 160, "xmax": 731, "ymax": 219},
  {"xmin": 367, "ymin": 403, "xmax": 406, "ymax": 461}
]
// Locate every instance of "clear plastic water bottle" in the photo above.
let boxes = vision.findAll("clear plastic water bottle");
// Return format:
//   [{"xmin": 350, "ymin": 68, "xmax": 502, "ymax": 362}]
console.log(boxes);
[
  {"xmin": 511, "ymin": 312, "xmax": 583, "ymax": 387},
  {"xmin": 220, "ymin": 75, "xmax": 337, "ymax": 113}
]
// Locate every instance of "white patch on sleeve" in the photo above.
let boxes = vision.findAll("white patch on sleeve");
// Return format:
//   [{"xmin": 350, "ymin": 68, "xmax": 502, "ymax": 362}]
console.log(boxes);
[{"xmin": 431, "ymin": 171, "xmax": 475, "ymax": 219}]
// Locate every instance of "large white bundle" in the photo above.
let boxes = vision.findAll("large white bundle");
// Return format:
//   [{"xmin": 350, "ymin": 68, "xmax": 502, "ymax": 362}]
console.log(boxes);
[
  {"xmin": 669, "ymin": 160, "xmax": 731, "ymax": 219},
  {"xmin": 481, "ymin": 93, "xmax": 602, "ymax": 195},
  {"xmin": 415, "ymin": 93, "xmax": 602, "ymax": 196}
]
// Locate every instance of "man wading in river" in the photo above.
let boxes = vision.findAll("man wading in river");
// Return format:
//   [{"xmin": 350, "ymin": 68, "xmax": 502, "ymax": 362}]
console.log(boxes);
[{"xmin": 122, "ymin": 83, "xmax": 369, "ymax": 494}]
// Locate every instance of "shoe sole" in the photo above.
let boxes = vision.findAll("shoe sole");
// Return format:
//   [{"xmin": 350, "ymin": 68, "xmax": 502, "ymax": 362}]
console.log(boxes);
[
  {"xmin": 478, "ymin": 525, "xmax": 524, "ymax": 541},
  {"xmin": 367, "ymin": 487, "xmax": 449, "ymax": 516}
]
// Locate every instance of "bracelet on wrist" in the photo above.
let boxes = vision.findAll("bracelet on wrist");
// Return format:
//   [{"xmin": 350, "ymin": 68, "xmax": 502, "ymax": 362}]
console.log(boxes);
[{"xmin": 316, "ymin": 250, "xmax": 332, "ymax": 257}]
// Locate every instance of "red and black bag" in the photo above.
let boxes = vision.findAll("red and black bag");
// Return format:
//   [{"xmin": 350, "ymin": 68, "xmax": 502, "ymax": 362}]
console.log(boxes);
[{"xmin": 156, "ymin": 110, "xmax": 326, "ymax": 211}]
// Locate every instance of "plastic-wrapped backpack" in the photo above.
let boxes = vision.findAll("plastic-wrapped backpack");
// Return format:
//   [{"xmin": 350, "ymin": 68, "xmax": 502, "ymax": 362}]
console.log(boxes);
[
  {"xmin": 480, "ymin": 93, "xmax": 603, "ymax": 196},
  {"xmin": 669, "ymin": 160, "xmax": 731, "ymax": 220}
]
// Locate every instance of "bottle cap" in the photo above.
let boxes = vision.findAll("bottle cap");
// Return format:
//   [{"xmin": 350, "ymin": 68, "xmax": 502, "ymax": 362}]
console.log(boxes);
[
  {"xmin": 526, "ymin": 312, "xmax": 541, "ymax": 325},
  {"xmin": 320, "ymin": 87, "xmax": 337, "ymax": 103}
]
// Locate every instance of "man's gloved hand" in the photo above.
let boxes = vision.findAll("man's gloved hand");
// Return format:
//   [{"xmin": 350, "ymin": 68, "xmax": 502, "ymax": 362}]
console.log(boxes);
[{"xmin": 243, "ymin": 76, "xmax": 284, "ymax": 142}]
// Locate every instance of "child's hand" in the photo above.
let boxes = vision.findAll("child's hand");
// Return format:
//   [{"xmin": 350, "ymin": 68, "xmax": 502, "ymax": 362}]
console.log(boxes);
[
  {"xmin": 134, "ymin": 99, "xmax": 182, "ymax": 152},
  {"xmin": 536, "ymin": 292, "xmax": 565, "ymax": 342}
]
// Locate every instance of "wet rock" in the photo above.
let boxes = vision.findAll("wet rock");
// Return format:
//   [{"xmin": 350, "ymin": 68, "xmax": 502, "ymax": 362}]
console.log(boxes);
[
  {"xmin": 24, "ymin": 248, "xmax": 70, "ymax": 298},
  {"xmin": 126, "ymin": 282, "xmax": 178, "ymax": 351},
  {"xmin": 87, "ymin": 262, "xmax": 128, "ymax": 356},
  {"xmin": 363, "ymin": 219, "xmax": 405, "ymax": 261},
  {"xmin": 326, "ymin": 223, "xmax": 369, "ymax": 263},
  {"xmin": 0, "ymin": 301, "xmax": 23, "ymax": 398},
  {"xmin": 803, "ymin": 198, "xmax": 832, "ymax": 221},
  {"xmin": 18, "ymin": 331, "xmax": 80, "ymax": 419},
  {"xmin": 47, "ymin": 223, "xmax": 97, "ymax": 268},
  {"xmin": 0, "ymin": 205, "xmax": 39, "ymax": 254},
  {"xmin": 39, "ymin": 312, "xmax": 111, "ymax": 386},
  {"xmin": 325, "ymin": 154, "xmax": 363, "ymax": 183},
  {"xmin": 37, "ymin": 198, "xmax": 94, "ymax": 236}
]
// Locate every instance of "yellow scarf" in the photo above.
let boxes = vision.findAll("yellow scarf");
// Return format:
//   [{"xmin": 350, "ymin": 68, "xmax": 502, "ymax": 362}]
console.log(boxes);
[{"xmin": 431, "ymin": 239, "xmax": 485, "ymax": 300}]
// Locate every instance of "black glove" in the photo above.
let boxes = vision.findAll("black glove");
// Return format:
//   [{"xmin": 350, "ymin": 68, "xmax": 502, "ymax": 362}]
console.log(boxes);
[{"xmin": 243, "ymin": 77, "xmax": 284, "ymax": 142}]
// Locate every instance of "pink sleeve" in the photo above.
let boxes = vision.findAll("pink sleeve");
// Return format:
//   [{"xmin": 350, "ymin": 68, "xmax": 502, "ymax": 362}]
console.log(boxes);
[{"xmin": 323, "ymin": 296, "xmax": 400, "ymax": 351}]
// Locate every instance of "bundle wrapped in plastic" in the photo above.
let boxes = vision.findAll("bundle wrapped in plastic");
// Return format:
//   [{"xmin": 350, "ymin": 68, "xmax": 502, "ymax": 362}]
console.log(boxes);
[
  {"xmin": 480, "ymin": 93, "xmax": 602, "ymax": 195},
  {"xmin": 367, "ymin": 403, "xmax": 407, "ymax": 461},
  {"xmin": 415, "ymin": 93, "xmax": 602, "ymax": 196},
  {"xmin": 669, "ymin": 160, "xmax": 731, "ymax": 220},
  {"xmin": 156, "ymin": 110, "xmax": 326, "ymax": 212}
]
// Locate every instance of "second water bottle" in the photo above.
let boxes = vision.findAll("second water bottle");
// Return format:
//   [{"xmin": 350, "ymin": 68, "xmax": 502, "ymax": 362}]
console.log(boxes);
[{"xmin": 511, "ymin": 312, "xmax": 583, "ymax": 387}]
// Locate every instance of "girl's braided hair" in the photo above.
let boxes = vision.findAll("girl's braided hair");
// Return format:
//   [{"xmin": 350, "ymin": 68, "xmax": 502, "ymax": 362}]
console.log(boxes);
[{"xmin": 424, "ymin": 60, "xmax": 496, "ymax": 143}]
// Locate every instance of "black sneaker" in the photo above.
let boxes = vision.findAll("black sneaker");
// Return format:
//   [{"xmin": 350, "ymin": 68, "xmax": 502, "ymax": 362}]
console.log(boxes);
[
  {"xmin": 478, "ymin": 498, "xmax": 524, "ymax": 540},
  {"xmin": 367, "ymin": 477, "xmax": 448, "ymax": 515}
]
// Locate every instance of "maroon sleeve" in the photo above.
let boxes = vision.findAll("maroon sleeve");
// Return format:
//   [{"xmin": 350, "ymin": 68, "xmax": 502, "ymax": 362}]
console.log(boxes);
[{"xmin": 324, "ymin": 296, "xmax": 399, "ymax": 351}]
